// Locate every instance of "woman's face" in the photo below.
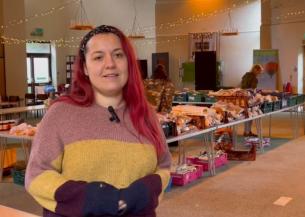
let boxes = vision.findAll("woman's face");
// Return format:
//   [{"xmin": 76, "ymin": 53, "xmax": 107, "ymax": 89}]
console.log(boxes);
[{"xmin": 84, "ymin": 33, "xmax": 128, "ymax": 98}]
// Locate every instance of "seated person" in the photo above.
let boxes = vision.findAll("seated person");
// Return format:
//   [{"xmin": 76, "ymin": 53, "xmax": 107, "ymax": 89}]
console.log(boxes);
[{"xmin": 143, "ymin": 64, "xmax": 175, "ymax": 113}]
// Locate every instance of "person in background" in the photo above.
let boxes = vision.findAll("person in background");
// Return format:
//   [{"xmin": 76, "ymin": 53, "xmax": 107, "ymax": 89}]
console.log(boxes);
[
  {"xmin": 25, "ymin": 25, "xmax": 171, "ymax": 217},
  {"xmin": 241, "ymin": 64, "xmax": 263, "ymax": 89},
  {"xmin": 143, "ymin": 64, "xmax": 177, "ymax": 146},
  {"xmin": 241, "ymin": 64, "xmax": 263, "ymax": 137},
  {"xmin": 143, "ymin": 63, "xmax": 175, "ymax": 113}
]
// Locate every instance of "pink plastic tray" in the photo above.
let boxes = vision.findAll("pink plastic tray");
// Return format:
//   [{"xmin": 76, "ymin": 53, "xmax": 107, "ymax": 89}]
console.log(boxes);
[{"xmin": 186, "ymin": 153, "xmax": 228, "ymax": 171}]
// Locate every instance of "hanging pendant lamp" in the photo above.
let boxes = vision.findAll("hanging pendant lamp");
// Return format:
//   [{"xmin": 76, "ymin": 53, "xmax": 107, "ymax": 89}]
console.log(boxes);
[
  {"xmin": 128, "ymin": 0, "xmax": 145, "ymax": 39},
  {"xmin": 69, "ymin": 0, "xmax": 94, "ymax": 30},
  {"xmin": 220, "ymin": 11, "xmax": 239, "ymax": 36}
]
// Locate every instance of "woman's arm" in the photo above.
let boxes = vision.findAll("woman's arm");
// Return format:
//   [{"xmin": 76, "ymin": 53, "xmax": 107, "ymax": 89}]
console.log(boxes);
[{"xmin": 25, "ymin": 104, "xmax": 120, "ymax": 217}]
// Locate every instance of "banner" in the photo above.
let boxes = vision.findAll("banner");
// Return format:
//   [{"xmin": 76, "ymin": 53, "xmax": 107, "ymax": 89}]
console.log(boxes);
[{"xmin": 253, "ymin": 49, "xmax": 279, "ymax": 90}]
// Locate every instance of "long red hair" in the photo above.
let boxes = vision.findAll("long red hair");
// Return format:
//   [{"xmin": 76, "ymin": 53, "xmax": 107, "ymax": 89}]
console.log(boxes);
[{"xmin": 57, "ymin": 25, "xmax": 165, "ymax": 156}]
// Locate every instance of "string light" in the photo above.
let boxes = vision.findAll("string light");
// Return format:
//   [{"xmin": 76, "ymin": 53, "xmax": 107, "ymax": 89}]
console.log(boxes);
[
  {"xmin": 1, "ymin": 0, "xmax": 304, "ymax": 45},
  {"xmin": 0, "ymin": 0, "xmax": 80, "ymax": 30},
  {"xmin": 122, "ymin": 0, "xmax": 260, "ymax": 36},
  {"xmin": 1, "ymin": 34, "xmax": 188, "ymax": 49},
  {"xmin": 273, "ymin": 10, "xmax": 305, "ymax": 22}
]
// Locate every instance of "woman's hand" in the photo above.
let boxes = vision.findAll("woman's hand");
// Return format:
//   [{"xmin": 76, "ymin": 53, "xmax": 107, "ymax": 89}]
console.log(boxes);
[
  {"xmin": 119, "ymin": 174, "xmax": 162, "ymax": 214},
  {"xmin": 118, "ymin": 200, "xmax": 127, "ymax": 215}
]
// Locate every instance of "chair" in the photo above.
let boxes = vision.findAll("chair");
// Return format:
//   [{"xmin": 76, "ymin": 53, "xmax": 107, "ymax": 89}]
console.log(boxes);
[
  {"xmin": 35, "ymin": 93, "xmax": 48, "ymax": 105},
  {"xmin": 24, "ymin": 93, "xmax": 36, "ymax": 106},
  {"xmin": 1, "ymin": 95, "xmax": 8, "ymax": 102}
]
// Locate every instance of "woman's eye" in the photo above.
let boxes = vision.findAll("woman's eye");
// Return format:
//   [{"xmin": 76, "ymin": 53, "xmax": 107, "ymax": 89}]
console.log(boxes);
[
  {"xmin": 93, "ymin": 56, "xmax": 103, "ymax": 61},
  {"xmin": 114, "ymin": 52, "xmax": 124, "ymax": 58}
]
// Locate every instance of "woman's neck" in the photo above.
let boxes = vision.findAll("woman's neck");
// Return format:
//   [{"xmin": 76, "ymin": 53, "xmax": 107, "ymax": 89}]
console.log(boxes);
[{"xmin": 94, "ymin": 92, "xmax": 125, "ymax": 109}]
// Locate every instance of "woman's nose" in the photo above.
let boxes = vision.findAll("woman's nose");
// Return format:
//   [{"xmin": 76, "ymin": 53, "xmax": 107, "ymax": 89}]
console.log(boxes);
[{"xmin": 105, "ymin": 54, "xmax": 115, "ymax": 68}]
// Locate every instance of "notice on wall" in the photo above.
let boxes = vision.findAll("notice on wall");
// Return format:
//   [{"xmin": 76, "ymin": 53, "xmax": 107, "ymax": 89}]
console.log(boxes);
[
  {"xmin": 253, "ymin": 49, "xmax": 279, "ymax": 90},
  {"xmin": 189, "ymin": 32, "xmax": 218, "ymax": 60}
]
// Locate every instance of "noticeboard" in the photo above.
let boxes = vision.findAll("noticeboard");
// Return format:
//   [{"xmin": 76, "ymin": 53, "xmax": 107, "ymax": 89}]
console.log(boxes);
[{"xmin": 253, "ymin": 49, "xmax": 279, "ymax": 90}]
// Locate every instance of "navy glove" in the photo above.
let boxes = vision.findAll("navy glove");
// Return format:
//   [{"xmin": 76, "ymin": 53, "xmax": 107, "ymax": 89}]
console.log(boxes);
[
  {"xmin": 119, "ymin": 174, "xmax": 162, "ymax": 215},
  {"xmin": 83, "ymin": 182, "xmax": 120, "ymax": 216}
]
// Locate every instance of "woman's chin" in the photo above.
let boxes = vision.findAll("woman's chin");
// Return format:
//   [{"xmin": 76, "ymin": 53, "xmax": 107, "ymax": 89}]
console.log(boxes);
[{"xmin": 97, "ymin": 88, "xmax": 123, "ymax": 97}]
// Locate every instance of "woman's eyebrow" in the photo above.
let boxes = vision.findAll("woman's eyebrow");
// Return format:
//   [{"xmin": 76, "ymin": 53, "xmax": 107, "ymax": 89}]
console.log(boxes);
[{"xmin": 91, "ymin": 48, "xmax": 123, "ymax": 54}]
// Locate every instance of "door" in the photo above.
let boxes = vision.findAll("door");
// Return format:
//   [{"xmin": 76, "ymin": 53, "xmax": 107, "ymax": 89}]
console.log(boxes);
[
  {"xmin": 26, "ymin": 54, "xmax": 52, "ymax": 94},
  {"xmin": 195, "ymin": 51, "xmax": 217, "ymax": 90}
]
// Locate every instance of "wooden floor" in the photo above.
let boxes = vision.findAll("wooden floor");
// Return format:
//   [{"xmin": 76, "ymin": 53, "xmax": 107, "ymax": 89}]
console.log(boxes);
[{"xmin": 0, "ymin": 205, "xmax": 39, "ymax": 217}]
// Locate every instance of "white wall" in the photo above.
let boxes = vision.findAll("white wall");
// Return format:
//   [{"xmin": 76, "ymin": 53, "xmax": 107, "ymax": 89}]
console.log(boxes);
[
  {"xmin": 0, "ymin": 0, "xmax": 3, "ymax": 35},
  {"xmin": 155, "ymin": 0, "xmax": 261, "ymax": 88},
  {"xmin": 64, "ymin": 0, "xmax": 157, "ymax": 78},
  {"xmin": 2, "ymin": 0, "xmax": 156, "ymax": 93},
  {"xmin": 269, "ymin": 0, "xmax": 305, "ymax": 93}
]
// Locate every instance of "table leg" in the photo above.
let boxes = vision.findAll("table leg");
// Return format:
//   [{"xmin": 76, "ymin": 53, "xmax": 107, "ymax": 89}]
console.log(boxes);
[
  {"xmin": 255, "ymin": 118, "xmax": 264, "ymax": 153},
  {"xmin": 295, "ymin": 106, "xmax": 299, "ymax": 138},
  {"xmin": 293, "ymin": 107, "xmax": 298, "ymax": 139},
  {"xmin": 232, "ymin": 125, "xmax": 237, "ymax": 149},
  {"xmin": 303, "ymin": 104, "xmax": 305, "ymax": 135},
  {"xmin": 177, "ymin": 141, "xmax": 182, "ymax": 166},
  {"xmin": 0, "ymin": 137, "xmax": 7, "ymax": 182},
  {"xmin": 209, "ymin": 132, "xmax": 216, "ymax": 176},
  {"xmin": 268, "ymin": 115, "xmax": 272, "ymax": 138}
]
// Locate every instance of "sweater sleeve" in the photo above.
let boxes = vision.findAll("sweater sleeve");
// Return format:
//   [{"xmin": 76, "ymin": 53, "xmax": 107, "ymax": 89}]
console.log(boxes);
[
  {"xmin": 153, "ymin": 110, "xmax": 172, "ymax": 198},
  {"xmin": 25, "ymin": 103, "xmax": 120, "ymax": 217}
]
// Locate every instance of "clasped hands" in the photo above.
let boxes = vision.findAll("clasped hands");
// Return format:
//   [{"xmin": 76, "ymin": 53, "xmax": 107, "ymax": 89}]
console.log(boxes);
[{"xmin": 86, "ymin": 174, "xmax": 162, "ymax": 216}]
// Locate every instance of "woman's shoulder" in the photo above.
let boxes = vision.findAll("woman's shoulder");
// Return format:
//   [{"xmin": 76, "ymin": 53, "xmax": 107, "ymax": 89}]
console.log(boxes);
[
  {"xmin": 48, "ymin": 101, "xmax": 78, "ymax": 112},
  {"xmin": 44, "ymin": 101, "xmax": 86, "ymax": 121}
]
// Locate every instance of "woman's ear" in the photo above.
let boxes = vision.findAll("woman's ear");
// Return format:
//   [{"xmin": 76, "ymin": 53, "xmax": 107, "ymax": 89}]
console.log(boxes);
[{"xmin": 84, "ymin": 64, "xmax": 89, "ymax": 76}]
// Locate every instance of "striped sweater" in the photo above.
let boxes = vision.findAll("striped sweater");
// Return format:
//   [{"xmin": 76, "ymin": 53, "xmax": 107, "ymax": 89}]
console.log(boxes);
[{"xmin": 25, "ymin": 102, "xmax": 171, "ymax": 217}]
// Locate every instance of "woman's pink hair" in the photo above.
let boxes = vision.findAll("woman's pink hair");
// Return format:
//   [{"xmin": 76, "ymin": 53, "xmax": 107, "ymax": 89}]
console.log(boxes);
[{"xmin": 56, "ymin": 25, "xmax": 165, "ymax": 156}]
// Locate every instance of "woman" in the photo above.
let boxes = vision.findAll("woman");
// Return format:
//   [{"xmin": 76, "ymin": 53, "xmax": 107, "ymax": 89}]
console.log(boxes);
[{"xmin": 25, "ymin": 25, "xmax": 171, "ymax": 217}]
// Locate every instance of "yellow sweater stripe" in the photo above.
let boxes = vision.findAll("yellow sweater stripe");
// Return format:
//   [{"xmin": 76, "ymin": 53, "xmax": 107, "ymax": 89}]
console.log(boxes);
[
  {"xmin": 60, "ymin": 139, "xmax": 158, "ymax": 188},
  {"xmin": 28, "ymin": 170, "xmax": 67, "ymax": 212}
]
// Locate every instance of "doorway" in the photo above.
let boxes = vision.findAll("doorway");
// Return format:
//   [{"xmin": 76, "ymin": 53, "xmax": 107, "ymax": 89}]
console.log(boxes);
[{"xmin": 26, "ymin": 43, "xmax": 52, "ymax": 94}]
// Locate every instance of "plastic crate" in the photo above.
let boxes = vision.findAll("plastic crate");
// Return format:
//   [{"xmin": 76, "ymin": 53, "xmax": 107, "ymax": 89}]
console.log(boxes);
[
  {"xmin": 297, "ymin": 94, "xmax": 305, "ymax": 104},
  {"xmin": 214, "ymin": 95, "xmax": 249, "ymax": 107},
  {"xmin": 188, "ymin": 92, "xmax": 203, "ymax": 102},
  {"xmin": 11, "ymin": 169, "xmax": 25, "ymax": 186},
  {"xmin": 261, "ymin": 91, "xmax": 290, "ymax": 108},
  {"xmin": 260, "ymin": 101, "xmax": 273, "ymax": 113},
  {"xmin": 272, "ymin": 100, "xmax": 282, "ymax": 111},
  {"xmin": 174, "ymin": 92, "xmax": 188, "ymax": 102},
  {"xmin": 203, "ymin": 96, "xmax": 217, "ymax": 103},
  {"xmin": 287, "ymin": 95, "xmax": 297, "ymax": 107}
]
